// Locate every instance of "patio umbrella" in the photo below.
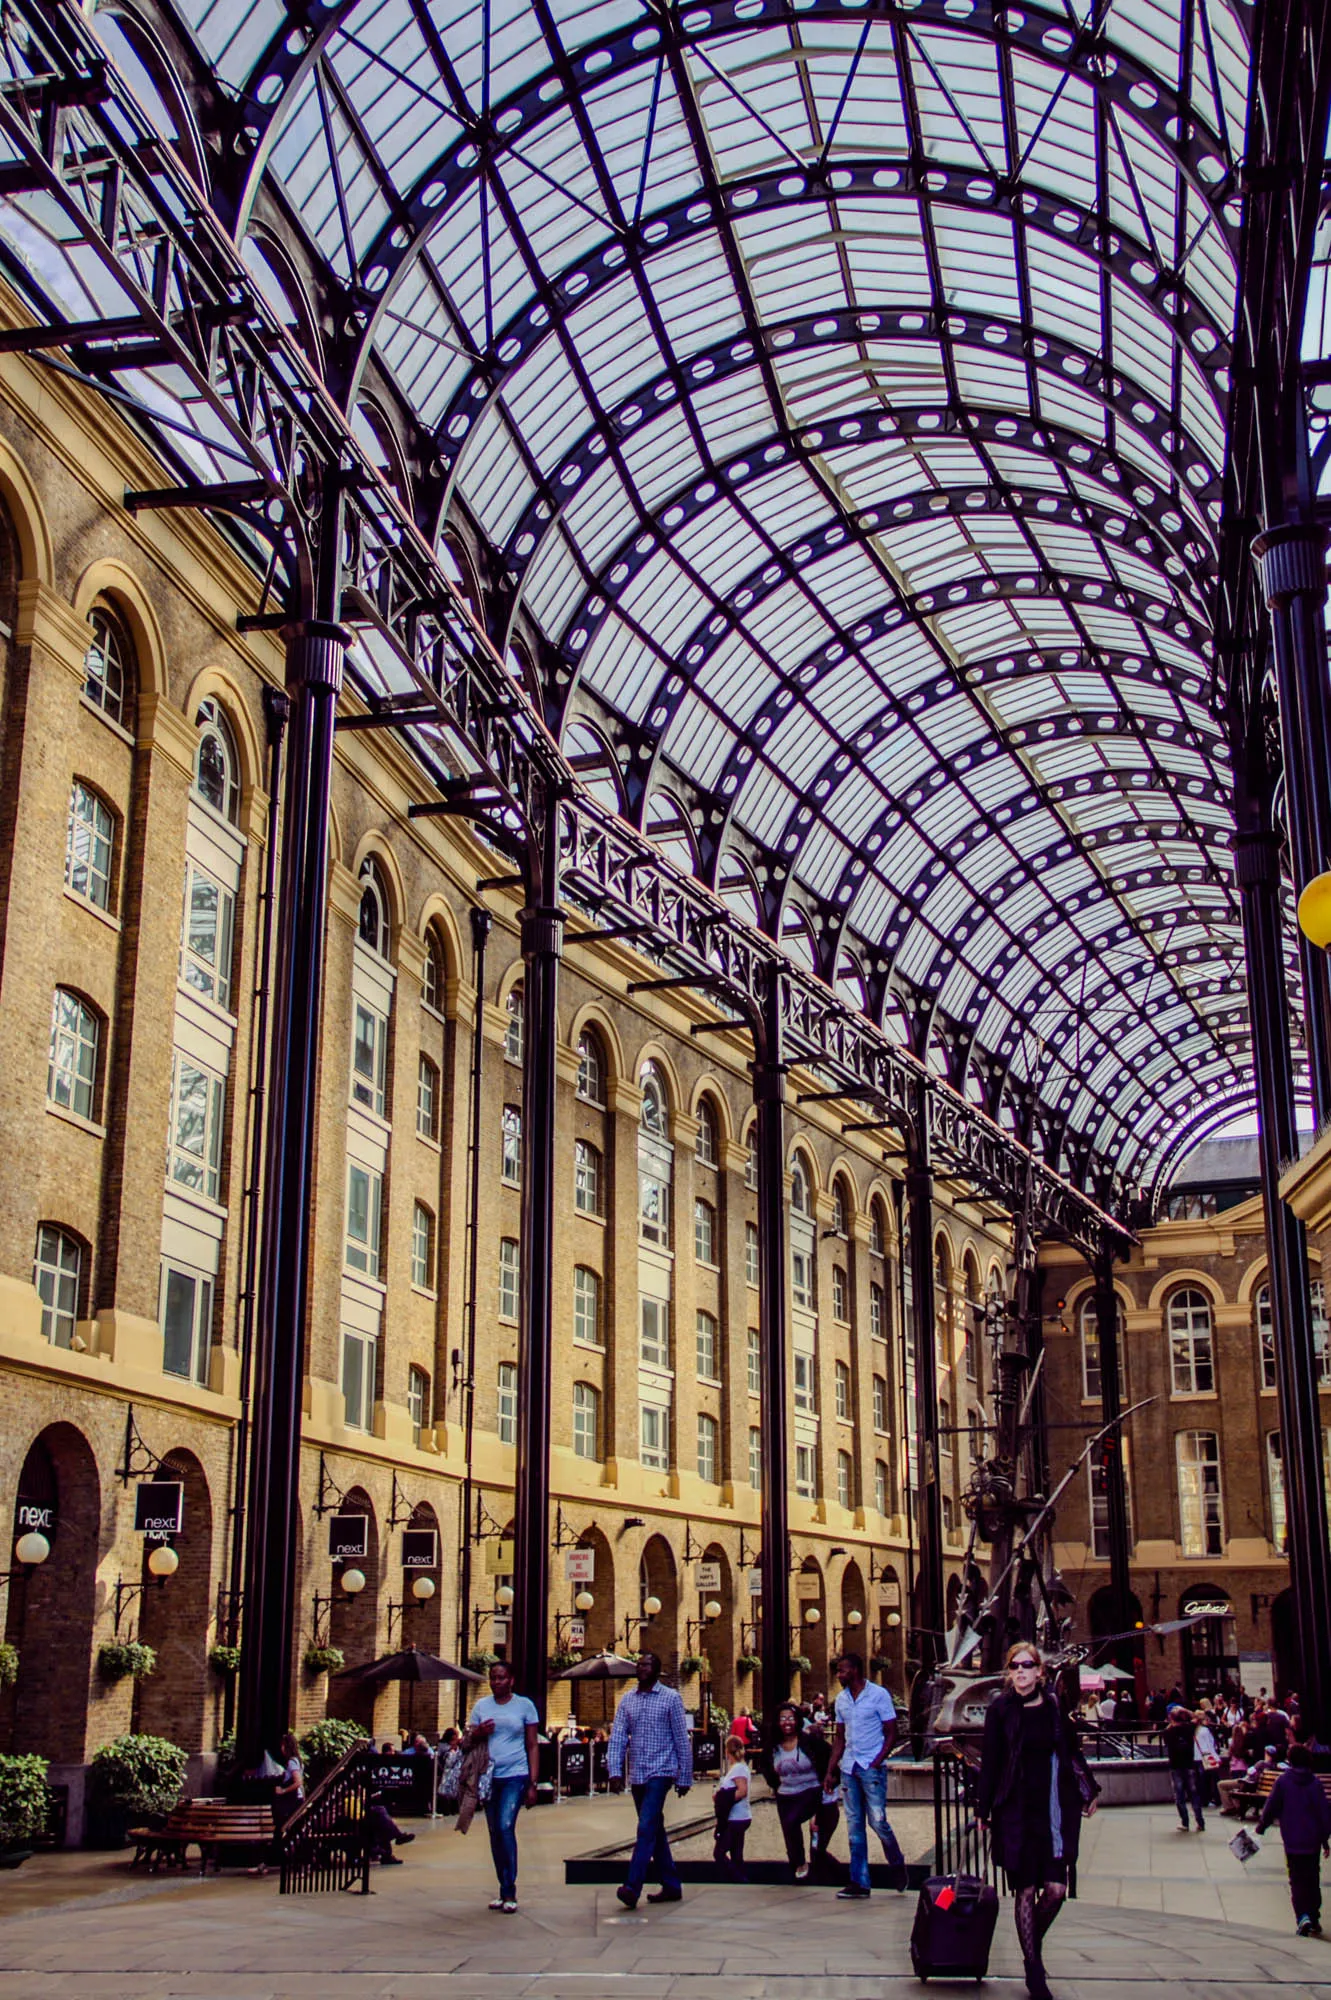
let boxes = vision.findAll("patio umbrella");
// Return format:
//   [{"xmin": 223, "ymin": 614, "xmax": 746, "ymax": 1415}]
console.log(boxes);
[
  {"xmin": 1079, "ymin": 1667, "xmax": 1105, "ymax": 1693},
  {"xmin": 553, "ymin": 1649, "xmax": 638, "ymax": 1723},
  {"xmin": 333, "ymin": 1646, "xmax": 483, "ymax": 1685}
]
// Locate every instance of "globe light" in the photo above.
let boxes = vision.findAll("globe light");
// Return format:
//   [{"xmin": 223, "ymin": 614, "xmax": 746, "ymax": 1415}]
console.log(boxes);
[
  {"xmin": 14, "ymin": 1531, "xmax": 50, "ymax": 1567},
  {"xmin": 643, "ymin": 1594, "xmax": 662, "ymax": 1617},
  {"xmin": 804, "ymin": 1606, "xmax": 821, "ymax": 1625},
  {"xmin": 412, "ymin": 1575, "xmax": 436, "ymax": 1601},
  {"xmin": 846, "ymin": 1608, "xmax": 863, "ymax": 1627},
  {"xmin": 885, "ymin": 1610, "xmax": 902, "ymax": 1629},
  {"xmin": 147, "ymin": 1544, "xmax": 178, "ymax": 1578},
  {"xmin": 495, "ymin": 1584, "xmax": 515, "ymax": 1609},
  {"xmin": 703, "ymin": 1599, "xmax": 722, "ymax": 1620},
  {"xmin": 575, "ymin": 1589, "xmax": 594, "ymax": 1612},
  {"xmin": 340, "ymin": 1567, "xmax": 367, "ymax": 1594},
  {"xmin": 1299, "ymin": 872, "xmax": 1331, "ymax": 949}
]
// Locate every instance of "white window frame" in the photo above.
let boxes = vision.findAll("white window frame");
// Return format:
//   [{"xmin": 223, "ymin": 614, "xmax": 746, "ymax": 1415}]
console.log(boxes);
[
  {"xmin": 341, "ymin": 1325, "xmax": 375, "ymax": 1431},
  {"xmin": 749, "ymin": 1426, "xmax": 762, "ymax": 1489},
  {"xmin": 832, "ymin": 1266, "xmax": 848, "ymax": 1322},
  {"xmin": 747, "ymin": 1326, "xmax": 761, "ymax": 1396},
  {"xmin": 696, "ymin": 1100, "xmax": 718, "ymax": 1166},
  {"xmin": 874, "ymin": 1459, "xmax": 889, "ymax": 1515},
  {"xmin": 792, "ymin": 1247, "xmax": 813, "ymax": 1309},
  {"xmin": 416, "ymin": 1053, "xmax": 438, "ymax": 1140},
  {"xmin": 576, "ymin": 1031, "xmax": 604, "ymax": 1105},
  {"xmin": 181, "ymin": 862, "xmax": 235, "ymax": 1011},
  {"xmin": 745, "ymin": 1222, "xmax": 759, "ymax": 1287},
  {"xmin": 411, "ymin": 1202, "xmax": 434, "ymax": 1290},
  {"xmin": 573, "ymin": 1381, "xmax": 599, "ymax": 1460},
  {"xmin": 573, "ymin": 1265, "xmax": 602, "ymax": 1346},
  {"xmin": 574, "ymin": 1138, "xmax": 602, "ymax": 1215},
  {"xmin": 499, "ymin": 1238, "xmax": 520, "ymax": 1322},
  {"xmin": 498, "ymin": 1362, "xmax": 517, "ymax": 1445},
  {"xmin": 696, "ymin": 1309, "xmax": 718, "ymax": 1381},
  {"xmin": 837, "ymin": 1450, "xmax": 852, "ymax": 1509},
  {"xmin": 835, "ymin": 1361, "xmax": 850, "ymax": 1420},
  {"xmin": 351, "ymin": 1000, "xmax": 389, "ymax": 1117},
  {"xmin": 502, "ymin": 1104, "xmax": 522, "ymax": 1185},
  {"xmin": 1176, "ymin": 1429, "xmax": 1224, "ymax": 1557},
  {"xmin": 694, "ymin": 1197, "xmax": 716, "ymax": 1265},
  {"xmin": 161, "ymin": 1261, "xmax": 213, "ymax": 1387},
  {"xmin": 1088, "ymin": 1440, "xmax": 1133, "ymax": 1560},
  {"xmin": 873, "ymin": 1374, "xmax": 888, "ymax": 1433},
  {"xmin": 48, "ymin": 988, "xmax": 99, "ymax": 1122},
  {"xmin": 408, "ymin": 1365, "xmax": 430, "ymax": 1444},
  {"xmin": 638, "ymin": 1167, "xmax": 670, "ymax": 1245},
  {"xmin": 66, "ymin": 781, "xmax": 114, "ymax": 912},
  {"xmin": 1258, "ymin": 1281, "xmax": 1330, "ymax": 1391},
  {"xmin": 1168, "ymin": 1289, "xmax": 1215, "ymax": 1396},
  {"xmin": 640, "ymin": 1402, "xmax": 670, "ymax": 1470},
  {"xmin": 34, "ymin": 1225, "xmax": 80, "ymax": 1349},
  {"xmin": 169, "ymin": 1052, "xmax": 226, "ymax": 1202},
  {"xmin": 640, "ymin": 1296, "xmax": 670, "ymax": 1370},
  {"xmin": 504, "ymin": 984, "xmax": 524, "ymax": 1063},
  {"xmin": 795, "ymin": 1443, "xmax": 816, "ymax": 1499},
  {"xmin": 345, "ymin": 1163, "xmax": 383, "ymax": 1278},
  {"xmin": 697, "ymin": 1412, "xmax": 718, "ymax": 1482},
  {"xmin": 793, "ymin": 1350, "xmax": 816, "ymax": 1414},
  {"xmin": 870, "ymin": 1283, "xmax": 884, "ymax": 1340}
]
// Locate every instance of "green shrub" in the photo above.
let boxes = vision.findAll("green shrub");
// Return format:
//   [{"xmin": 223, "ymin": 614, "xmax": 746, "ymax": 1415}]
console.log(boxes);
[
  {"xmin": 207, "ymin": 1645, "xmax": 241, "ymax": 1677},
  {"xmin": 0, "ymin": 1754, "xmax": 49, "ymax": 1849},
  {"xmin": 89, "ymin": 1735, "xmax": 187, "ymax": 1817},
  {"xmin": 549, "ymin": 1650, "xmax": 578, "ymax": 1673},
  {"xmin": 97, "ymin": 1642, "xmax": 156, "ymax": 1683},
  {"xmin": 0, "ymin": 1644, "xmax": 18, "ymax": 1688},
  {"xmin": 789, "ymin": 1653, "xmax": 812, "ymax": 1676},
  {"xmin": 736, "ymin": 1653, "xmax": 761, "ymax": 1677},
  {"xmin": 678, "ymin": 1654, "xmax": 704, "ymax": 1678},
  {"xmin": 299, "ymin": 1718, "xmax": 368, "ymax": 1780},
  {"xmin": 708, "ymin": 1703, "xmax": 731, "ymax": 1734},
  {"xmin": 467, "ymin": 1649, "xmax": 498, "ymax": 1673},
  {"xmin": 302, "ymin": 1643, "xmax": 344, "ymax": 1676},
  {"xmin": 870, "ymin": 1654, "xmax": 893, "ymax": 1677}
]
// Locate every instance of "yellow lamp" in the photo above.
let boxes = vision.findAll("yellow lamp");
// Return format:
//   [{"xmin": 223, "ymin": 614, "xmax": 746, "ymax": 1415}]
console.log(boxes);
[
  {"xmin": 575, "ymin": 1588, "xmax": 594, "ymax": 1612},
  {"xmin": 1298, "ymin": 872, "xmax": 1331, "ymax": 948},
  {"xmin": 703, "ymin": 1599, "xmax": 722, "ymax": 1620},
  {"xmin": 846, "ymin": 1608, "xmax": 863, "ymax": 1627},
  {"xmin": 412, "ymin": 1575, "xmax": 436, "ymax": 1601},
  {"xmin": 804, "ymin": 1605, "xmax": 821, "ymax": 1625},
  {"xmin": 643, "ymin": 1594, "xmax": 662, "ymax": 1617},
  {"xmin": 147, "ymin": 1544, "xmax": 178, "ymax": 1578}
]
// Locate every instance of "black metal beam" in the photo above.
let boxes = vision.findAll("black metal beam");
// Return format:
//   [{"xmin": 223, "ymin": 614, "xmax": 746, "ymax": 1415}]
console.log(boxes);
[{"xmin": 754, "ymin": 969, "xmax": 791, "ymax": 1715}]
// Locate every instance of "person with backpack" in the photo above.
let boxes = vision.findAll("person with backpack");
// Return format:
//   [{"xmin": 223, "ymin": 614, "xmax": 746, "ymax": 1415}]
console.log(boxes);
[{"xmin": 1257, "ymin": 1744, "xmax": 1331, "ymax": 1935}]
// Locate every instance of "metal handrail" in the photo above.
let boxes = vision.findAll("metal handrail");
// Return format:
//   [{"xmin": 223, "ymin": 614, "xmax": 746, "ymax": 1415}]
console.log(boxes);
[{"xmin": 278, "ymin": 1745, "xmax": 374, "ymax": 1895}]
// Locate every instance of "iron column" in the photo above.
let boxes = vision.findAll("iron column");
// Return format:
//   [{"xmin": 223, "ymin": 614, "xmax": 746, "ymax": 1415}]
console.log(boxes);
[
  {"xmin": 1092, "ymin": 1238, "xmax": 1132, "ymax": 1647},
  {"xmin": 906, "ymin": 1090, "xmax": 944, "ymax": 1677},
  {"xmin": 1253, "ymin": 524, "xmax": 1331, "ymax": 1126},
  {"xmin": 236, "ymin": 618, "xmax": 347, "ymax": 1767},
  {"xmin": 755, "ymin": 964, "xmax": 792, "ymax": 1712},
  {"xmin": 511, "ymin": 788, "xmax": 562, "ymax": 1720},
  {"xmin": 1235, "ymin": 816, "xmax": 1331, "ymax": 1736}
]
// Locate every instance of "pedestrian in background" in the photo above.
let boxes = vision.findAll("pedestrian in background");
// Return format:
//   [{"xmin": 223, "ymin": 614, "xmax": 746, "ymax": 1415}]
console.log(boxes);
[
  {"xmin": 712, "ymin": 1734, "xmax": 752, "ymax": 1880},
  {"xmin": 1163, "ymin": 1705, "xmax": 1205, "ymax": 1831},
  {"xmin": 765, "ymin": 1702, "xmax": 840, "ymax": 1881},
  {"xmin": 977, "ymin": 1644, "xmax": 1100, "ymax": 2000},
  {"xmin": 824, "ymin": 1651, "xmax": 907, "ymax": 1900},
  {"xmin": 607, "ymin": 1651, "xmax": 693, "ymax": 1910},
  {"xmin": 1258, "ymin": 1742, "xmax": 1331, "ymax": 1935}
]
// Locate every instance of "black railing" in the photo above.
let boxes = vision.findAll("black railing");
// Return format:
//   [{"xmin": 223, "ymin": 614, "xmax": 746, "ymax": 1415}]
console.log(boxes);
[
  {"xmin": 932, "ymin": 1745, "xmax": 998, "ymax": 1890},
  {"xmin": 278, "ymin": 1746, "xmax": 374, "ymax": 1895}
]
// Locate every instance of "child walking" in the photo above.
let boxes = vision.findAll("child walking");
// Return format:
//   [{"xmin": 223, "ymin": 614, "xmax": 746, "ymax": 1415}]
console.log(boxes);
[
  {"xmin": 1257, "ymin": 1744, "xmax": 1331, "ymax": 1935},
  {"xmin": 713, "ymin": 1734, "xmax": 752, "ymax": 1880}
]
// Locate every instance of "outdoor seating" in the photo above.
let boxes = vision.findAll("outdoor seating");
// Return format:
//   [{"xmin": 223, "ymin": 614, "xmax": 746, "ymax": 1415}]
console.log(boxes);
[{"xmin": 129, "ymin": 1799, "xmax": 275, "ymax": 1875}]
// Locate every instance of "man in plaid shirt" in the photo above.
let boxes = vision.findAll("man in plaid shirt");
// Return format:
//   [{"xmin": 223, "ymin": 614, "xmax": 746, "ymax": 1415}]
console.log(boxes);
[{"xmin": 608, "ymin": 1651, "xmax": 693, "ymax": 1908}]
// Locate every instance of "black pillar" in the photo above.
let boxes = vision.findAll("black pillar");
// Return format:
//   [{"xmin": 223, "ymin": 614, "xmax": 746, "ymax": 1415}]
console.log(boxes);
[
  {"xmin": 1092, "ymin": 1239, "xmax": 1132, "ymax": 1646},
  {"xmin": 755, "ymin": 966, "xmax": 792, "ymax": 1712},
  {"xmin": 511, "ymin": 789, "xmax": 562, "ymax": 1721},
  {"xmin": 1235, "ymin": 817, "xmax": 1331, "ymax": 1736},
  {"xmin": 1254, "ymin": 524, "xmax": 1331, "ymax": 1126},
  {"xmin": 454, "ymin": 905, "xmax": 491, "ymax": 1719},
  {"xmin": 906, "ymin": 1095, "xmax": 944, "ymax": 1677},
  {"xmin": 236, "ymin": 619, "xmax": 347, "ymax": 1767}
]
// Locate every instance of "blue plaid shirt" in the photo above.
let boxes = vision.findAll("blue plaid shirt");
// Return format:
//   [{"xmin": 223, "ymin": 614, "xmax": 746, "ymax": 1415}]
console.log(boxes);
[{"xmin": 607, "ymin": 1681, "xmax": 693, "ymax": 1787}]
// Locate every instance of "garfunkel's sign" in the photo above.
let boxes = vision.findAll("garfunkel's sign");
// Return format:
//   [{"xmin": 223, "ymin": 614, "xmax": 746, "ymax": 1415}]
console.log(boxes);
[
  {"xmin": 134, "ymin": 1481, "xmax": 184, "ymax": 1542},
  {"xmin": 401, "ymin": 1528, "xmax": 438, "ymax": 1571},
  {"xmin": 328, "ymin": 1513, "xmax": 369, "ymax": 1562},
  {"xmin": 1181, "ymin": 1592, "xmax": 1233, "ymax": 1620}
]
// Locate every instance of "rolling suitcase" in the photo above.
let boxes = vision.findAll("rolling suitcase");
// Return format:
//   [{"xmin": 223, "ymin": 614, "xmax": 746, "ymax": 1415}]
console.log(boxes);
[{"xmin": 909, "ymin": 1872, "xmax": 999, "ymax": 1982}]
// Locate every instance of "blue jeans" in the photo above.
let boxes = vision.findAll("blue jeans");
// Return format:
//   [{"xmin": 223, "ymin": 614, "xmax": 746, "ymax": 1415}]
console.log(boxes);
[
  {"xmin": 1170, "ymin": 1766, "xmax": 1204, "ymax": 1828},
  {"xmin": 625, "ymin": 1775, "xmax": 681, "ymax": 1897},
  {"xmin": 484, "ymin": 1776, "xmax": 527, "ymax": 1900},
  {"xmin": 841, "ymin": 1763, "xmax": 905, "ymax": 1891}
]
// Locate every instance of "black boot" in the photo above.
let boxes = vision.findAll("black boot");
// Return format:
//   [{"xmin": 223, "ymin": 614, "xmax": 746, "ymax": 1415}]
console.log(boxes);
[{"xmin": 1023, "ymin": 1956, "xmax": 1053, "ymax": 2000}]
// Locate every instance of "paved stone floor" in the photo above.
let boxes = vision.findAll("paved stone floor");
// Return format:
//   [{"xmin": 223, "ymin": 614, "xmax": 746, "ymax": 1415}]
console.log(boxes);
[{"xmin": 0, "ymin": 1799, "xmax": 1327, "ymax": 1997}]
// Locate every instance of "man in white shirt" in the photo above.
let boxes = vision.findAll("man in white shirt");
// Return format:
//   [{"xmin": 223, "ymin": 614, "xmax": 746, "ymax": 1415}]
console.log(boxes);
[{"xmin": 824, "ymin": 1651, "xmax": 907, "ymax": 1898}]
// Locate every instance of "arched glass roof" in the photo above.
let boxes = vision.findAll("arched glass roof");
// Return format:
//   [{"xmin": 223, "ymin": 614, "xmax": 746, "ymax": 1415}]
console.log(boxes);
[{"xmin": 14, "ymin": 0, "xmax": 1291, "ymax": 1178}]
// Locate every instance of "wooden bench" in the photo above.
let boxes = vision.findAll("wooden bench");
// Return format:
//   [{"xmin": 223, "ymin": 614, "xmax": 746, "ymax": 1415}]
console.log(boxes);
[
  {"xmin": 1230, "ymin": 1767, "xmax": 1331, "ymax": 1821},
  {"xmin": 129, "ymin": 1800, "xmax": 275, "ymax": 1875}
]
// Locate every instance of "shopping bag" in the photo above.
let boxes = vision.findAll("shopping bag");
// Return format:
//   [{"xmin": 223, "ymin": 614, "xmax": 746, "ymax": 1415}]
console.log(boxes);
[{"xmin": 1229, "ymin": 1828, "xmax": 1260, "ymax": 1864}]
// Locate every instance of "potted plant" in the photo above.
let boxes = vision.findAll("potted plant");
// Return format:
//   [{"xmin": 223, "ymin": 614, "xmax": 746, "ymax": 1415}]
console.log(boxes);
[
  {"xmin": 97, "ymin": 1641, "xmax": 156, "ymax": 1684},
  {"xmin": 0, "ymin": 1754, "xmax": 49, "ymax": 1868},
  {"xmin": 0, "ymin": 1645, "xmax": 18, "ymax": 1689},
  {"xmin": 870, "ymin": 1654, "xmax": 893, "ymax": 1678},
  {"xmin": 299, "ymin": 1718, "xmax": 370, "ymax": 1786},
  {"xmin": 87, "ymin": 1734, "xmax": 187, "ymax": 1848},
  {"xmin": 207, "ymin": 1644, "xmax": 241, "ymax": 1678},
  {"xmin": 678, "ymin": 1654, "xmax": 704, "ymax": 1678},
  {"xmin": 789, "ymin": 1652, "xmax": 812, "ymax": 1677},
  {"xmin": 549, "ymin": 1649, "xmax": 578, "ymax": 1674},
  {"xmin": 736, "ymin": 1653, "xmax": 761, "ymax": 1677},
  {"xmin": 467, "ymin": 1648, "xmax": 498, "ymax": 1674},
  {"xmin": 302, "ymin": 1643, "xmax": 344, "ymax": 1678}
]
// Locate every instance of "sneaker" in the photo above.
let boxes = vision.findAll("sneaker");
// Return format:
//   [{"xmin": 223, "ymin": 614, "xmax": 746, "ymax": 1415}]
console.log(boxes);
[
  {"xmin": 501, "ymin": 1900, "xmax": 518, "ymax": 1914},
  {"xmin": 1298, "ymin": 1916, "xmax": 1315, "ymax": 1937},
  {"xmin": 794, "ymin": 1863, "xmax": 811, "ymax": 1881},
  {"xmin": 1195, "ymin": 1821, "xmax": 1205, "ymax": 1833},
  {"xmin": 615, "ymin": 1886, "xmax": 639, "ymax": 1910},
  {"xmin": 647, "ymin": 1888, "xmax": 682, "ymax": 1903},
  {"xmin": 836, "ymin": 1885, "xmax": 870, "ymax": 1900},
  {"xmin": 489, "ymin": 1899, "xmax": 507, "ymax": 1911},
  {"xmin": 1311, "ymin": 1921, "xmax": 1323, "ymax": 1935}
]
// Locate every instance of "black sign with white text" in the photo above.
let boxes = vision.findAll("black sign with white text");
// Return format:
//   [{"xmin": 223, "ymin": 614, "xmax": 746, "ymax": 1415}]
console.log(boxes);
[
  {"xmin": 328, "ymin": 1513, "xmax": 369, "ymax": 1561},
  {"xmin": 134, "ymin": 1481, "xmax": 184, "ymax": 1538},
  {"xmin": 402, "ymin": 1529, "xmax": 438, "ymax": 1571}
]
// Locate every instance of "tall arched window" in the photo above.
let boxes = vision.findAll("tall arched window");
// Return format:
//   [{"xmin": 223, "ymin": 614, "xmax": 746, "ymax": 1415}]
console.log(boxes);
[
  {"xmin": 831, "ymin": 1178, "xmax": 849, "ymax": 1234},
  {"xmin": 83, "ymin": 605, "xmax": 134, "ymax": 730},
  {"xmin": 639, "ymin": 1061, "xmax": 666, "ymax": 1135},
  {"xmin": 870, "ymin": 1200, "xmax": 886, "ymax": 1257},
  {"xmin": 422, "ymin": 931, "xmax": 444, "ymax": 1013},
  {"xmin": 576, "ymin": 1028, "xmax": 605, "ymax": 1104},
  {"xmin": 33, "ymin": 1223, "xmax": 82, "ymax": 1348},
  {"xmin": 65, "ymin": 780, "xmax": 115, "ymax": 912},
  {"xmin": 194, "ymin": 699, "xmax": 240, "ymax": 823},
  {"xmin": 1256, "ymin": 1280, "xmax": 1330, "ymax": 1390},
  {"xmin": 47, "ymin": 989, "xmax": 100, "ymax": 1122},
  {"xmin": 504, "ymin": 983, "xmax": 524, "ymax": 1063},
  {"xmin": 696, "ymin": 1096, "xmax": 719, "ymax": 1166},
  {"xmin": 358, "ymin": 858, "xmax": 390, "ymax": 957},
  {"xmin": 790, "ymin": 1157, "xmax": 811, "ymax": 1214},
  {"xmin": 1167, "ymin": 1288, "xmax": 1215, "ymax": 1396}
]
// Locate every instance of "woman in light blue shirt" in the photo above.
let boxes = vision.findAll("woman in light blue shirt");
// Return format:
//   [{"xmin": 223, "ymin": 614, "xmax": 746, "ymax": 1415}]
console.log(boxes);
[{"xmin": 469, "ymin": 1660, "xmax": 539, "ymax": 1911}]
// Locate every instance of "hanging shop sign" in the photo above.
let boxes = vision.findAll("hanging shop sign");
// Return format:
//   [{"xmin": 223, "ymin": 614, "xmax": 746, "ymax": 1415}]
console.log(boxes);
[
  {"xmin": 564, "ymin": 1547, "xmax": 595, "ymax": 1584},
  {"xmin": 695, "ymin": 1561, "xmax": 721, "ymax": 1594},
  {"xmin": 795, "ymin": 1571, "xmax": 822, "ymax": 1601},
  {"xmin": 878, "ymin": 1577, "xmax": 902, "ymax": 1607},
  {"xmin": 134, "ymin": 1481, "xmax": 184, "ymax": 1540},
  {"xmin": 328, "ymin": 1513, "xmax": 369, "ymax": 1562},
  {"xmin": 748, "ymin": 1570, "xmax": 763, "ymax": 1597},
  {"xmin": 569, "ymin": 1618, "xmax": 586, "ymax": 1648},
  {"xmin": 492, "ymin": 1617, "xmax": 510, "ymax": 1642},
  {"xmin": 1181, "ymin": 1592, "xmax": 1233, "ymax": 1620},
  {"xmin": 402, "ymin": 1529, "xmax": 438, "ymax": 1571},
  {"xmin": 485, "ymin": 1540, "xmax": 514, "ymax": 1574},
  {"xmin": 13, "ymin": 1495, "xmax": 54, "ymax": 1537}
]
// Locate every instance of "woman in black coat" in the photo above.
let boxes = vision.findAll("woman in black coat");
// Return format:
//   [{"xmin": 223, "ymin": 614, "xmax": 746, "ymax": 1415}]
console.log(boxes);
[{"xmin": 977, "ymin": 1645, "xmax": 1100, "ymax": 2000}]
